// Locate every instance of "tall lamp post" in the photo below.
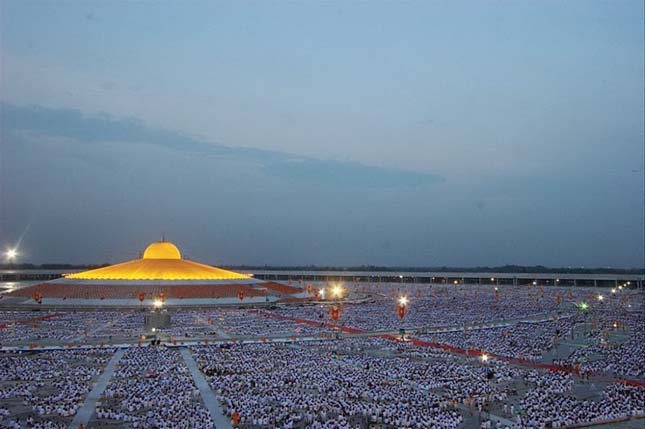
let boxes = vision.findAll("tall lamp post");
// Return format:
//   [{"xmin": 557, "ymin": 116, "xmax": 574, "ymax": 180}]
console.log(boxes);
[
  {"xmin": 327, "ymin": 284, "xmax": 344, "ymax": 335},
  {"xmin": 396, "ymin": 296, "xmax": 409, "ymax": 339},
  {"xmin": 396, "ymin": 296, "xmax": 409, "ymax": 320}
]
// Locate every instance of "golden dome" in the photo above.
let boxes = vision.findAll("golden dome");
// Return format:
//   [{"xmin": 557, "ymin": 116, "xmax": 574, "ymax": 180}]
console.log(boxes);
[
  {"xmin": 63, "ymin": 239, "xmax": 252, "ymax": 281},
  {"xmin": 143, "ymin": 241, "xmax": 182, "ymax": 260},
  {"xmin": 63, "ymin": 259, "xmax": 250, "ymax": 280}
]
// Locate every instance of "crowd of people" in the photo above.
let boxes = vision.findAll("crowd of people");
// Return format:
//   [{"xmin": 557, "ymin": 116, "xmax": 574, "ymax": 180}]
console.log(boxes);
[
  {"xmin": 0, "ymin": 311, "xmax": 143, "ymax": 346},
  {"xmin": 94, "ymin": 346, "xmax": 214, "ymax": 428},
  {"xmin": 0, "ymin": 282, "xmax": 642, "ymax": 428},
  {"xmin": 0, "ymin": 348, "xmax": 113, "ymax": 429},
  {"xmin": 190, "ymin": 335, "xmax": 644, "ymax": 429},
  {"xmin": 553, "ymin": 308, "xmax": 644, "ymax": 379},
  {"xmin": 271, "ymin": 284, "xmax": 578, "ymax": 331},
  {"xmin": 157, "ymin": 309, "xmax": 329, "ymax": 339},
  {"xmin": 193, "ymin": 339, "xmax": 466, "ymax": 429},
  {"xmin": 516, "ymin": 371, "xmax": 644, "ymax": 428},
  {"xmin": 417, "ymin": 316, "xmax": 577, "ymax": 361}
]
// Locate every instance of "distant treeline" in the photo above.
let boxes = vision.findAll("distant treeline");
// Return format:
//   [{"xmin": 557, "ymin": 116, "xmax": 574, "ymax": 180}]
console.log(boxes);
[
  {"xmin": 0, "ymin": 263, "xmax": 110, "ymax": 270},
  {"xmin": 1, "ymin": 263, "xmax": 642, "ymax": 275},
  {"xmin": 224, "ymin": 264, "xmax": 645, "ymax": 275}
]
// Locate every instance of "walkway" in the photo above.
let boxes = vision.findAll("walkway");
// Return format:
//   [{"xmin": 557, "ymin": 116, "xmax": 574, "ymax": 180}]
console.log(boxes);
[
  {"xmin": 180, "ymin": 348, "xmax": 232, "ymax": 429},
  {"xmin": 0, "ymin": 312, "xmax": 64, "ymax": 329},
  {"xmin": 71, "ymin": 314, "xmax": 123, "ymax": 343},
  {"xmin": 195, "ymin": 315, "xmax": 232, "ymax": 339},
  {"xmin": 454, "ymin": 402, "xmax": 516, "ymax": 428},
  {"xmin": 69, "ymin": 348, "xmax": 125, "ymax": 429}
]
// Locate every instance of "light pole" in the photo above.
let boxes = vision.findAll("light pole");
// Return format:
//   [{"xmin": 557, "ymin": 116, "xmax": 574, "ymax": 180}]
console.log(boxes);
[{"xmin": 396, "ymin": 296, "xmax": 409, "ymax": 339}]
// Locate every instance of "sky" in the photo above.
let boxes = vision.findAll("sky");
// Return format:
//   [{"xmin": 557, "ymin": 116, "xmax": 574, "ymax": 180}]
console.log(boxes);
[{"xmin": 0, "ymin": 1, "xmax": 643, "ymax": 267}]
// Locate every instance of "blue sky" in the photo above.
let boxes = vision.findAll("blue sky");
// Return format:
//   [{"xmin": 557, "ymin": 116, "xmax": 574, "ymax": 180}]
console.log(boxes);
[{"xmin": 1, "ymin": 1, "xmax": 643, "ymax": 267}]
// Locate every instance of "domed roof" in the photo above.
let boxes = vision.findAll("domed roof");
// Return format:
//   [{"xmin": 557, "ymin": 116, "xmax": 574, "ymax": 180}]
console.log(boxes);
[
  {"xmin": 63, "ymin": 240, "xmax": 252, "ymax": 281},
  {"xmin": 143, "ymin": 241, "xmax": 182, "ymax": 260}
]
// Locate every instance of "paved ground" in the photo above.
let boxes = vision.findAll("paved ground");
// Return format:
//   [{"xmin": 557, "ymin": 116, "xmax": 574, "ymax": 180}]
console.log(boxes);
[
  {"xmin": 68, "ymin": 349, "xmax": 125, "ymax": 429},
  {"xmin": 180, "ymin": 348, "xmax": 232, "ymax": 429}
]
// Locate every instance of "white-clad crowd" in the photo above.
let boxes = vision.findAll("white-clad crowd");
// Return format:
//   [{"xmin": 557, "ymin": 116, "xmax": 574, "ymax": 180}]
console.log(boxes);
[
  {"xmin": 271, "ymin": 284, "xmax": 585, "ymax": 332},
  {"xmin": 513, "ymin": 371, "xmax": 644, "ymax": 428},
  {"xmin": 418, "ymin": 316, "xmax": 577, "ymax": 361},
  {"xmin": 0, "ymin": 349, "xmax": 112, "ymax": 428},
  {"xmin": 94, "ymin": 346, "xmax": 214, "ymax": 429},
  {"xmin": 193, "ymin": 339, "xmax": 523, "ymax": 428},
  {"xmin": 0, "ymin": 283, "xmax": 642, "ymax": 429}
]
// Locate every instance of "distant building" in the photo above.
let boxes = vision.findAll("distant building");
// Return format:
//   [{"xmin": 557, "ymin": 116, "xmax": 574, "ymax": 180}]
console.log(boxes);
[{"xmin": 9, "ymin": 241, "xmax": 304, "ymax": 306}]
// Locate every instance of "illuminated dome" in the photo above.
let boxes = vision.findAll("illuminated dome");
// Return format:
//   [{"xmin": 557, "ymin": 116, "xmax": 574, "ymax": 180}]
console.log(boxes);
[
  {"xmin": 7, "ymin": 238, "xmax": 307, "ymax": 307},
  {"xmin": 63, "ymin": 240, "xmax": 251, "ymax": 281},
  {"xmin": 143, "ymin": 241, "xmax": 182, "ymax": 259}
]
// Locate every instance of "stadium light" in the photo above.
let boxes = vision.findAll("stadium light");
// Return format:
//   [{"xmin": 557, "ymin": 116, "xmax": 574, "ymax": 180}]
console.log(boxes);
[
  {"xmin": 5, "ymin": 248, "xmax": 18, "ymax": 260},
  {"xmin": 611, "ymin": 288, "xmax": 616, "ymax": 294},
  {"xmin": 398, "ymin": 296, "xmax": 409, "ymax": 306},
  {"xmin": 153, "ymin": 299, "xmax": 164, "ymax": 309},
  {"xmin": 480, "ymin": 353, "xmax": 489, "ymax": 362},
  {"xmin": 331, "ymin": 284, "xmax": 344, "ymax": 299},
  {"xmin": 597, "ymin": 294, "xmax": 604, "ymax": 301}
]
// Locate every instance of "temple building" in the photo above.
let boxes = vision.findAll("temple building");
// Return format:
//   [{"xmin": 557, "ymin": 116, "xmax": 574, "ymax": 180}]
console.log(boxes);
[{"xmin": 10, "ymin": 241, "xmax": 304, "ymax": 306}]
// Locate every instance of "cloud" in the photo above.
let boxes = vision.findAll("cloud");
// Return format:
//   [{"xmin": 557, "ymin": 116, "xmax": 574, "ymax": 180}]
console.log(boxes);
[{"xmin": 1, "ymin": 103, "xmax": 443, "ymax": 187}]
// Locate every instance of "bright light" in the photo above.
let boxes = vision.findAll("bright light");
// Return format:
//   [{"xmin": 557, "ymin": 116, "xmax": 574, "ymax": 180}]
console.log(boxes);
[
  {"xmin": 556, "ymin": 279, "xmax": 560, "ymax": 282},
  {"xmin": 331, "ymin": 284, "xmax": 343, "ymax": 298},
  {"xmin": 580, "ymin": 302, "xmax": 589, "ymax": 311},
  {"xmin": 153, "ymin": 299, "xmax": 163, "ymax": 308},
  {"xmin": 532, "ymin": 281, "xmax": 537, "ymax": 285},
  {"xmin": 319, "ymin": 288, "xmax": 326, "ymax": 299},
  {"xmin": 627, "ymin": 281, "xmax": 631, "ymax": 285},
  {"xmin": 490, "ymin": 278, "xmax": 495, "ymax": 281},
  {"xmin": 481, "ymin": 354, "xmax": 489, "ymax": 362},
  {"xmin": 5, "ymin": 248, "xmax": 18, "ymax": 260},
  {"xmin": 597, "ymin": 295, "xmax": 604, "ymax": 301},
  {"xmin": 612, "ymin": 322, "xmax": 618, "ymax": 328},
  {"xmin": 494, "ymin": 287, "xmax": 499, "ymax": 291},
  {"xmin": 611, "ymin": 288, "xmax": 616, "ymax": 294},
  {"xmin": 453, "ymin": 280, "xmax": 458, "ymax": 285},
  {"xmin": 398, "ymin": 296, "xmax": 409, "ymax": 306},
  {"xmin": 152, "ymin": 327, "xmax": 157, "ymax": 332}
]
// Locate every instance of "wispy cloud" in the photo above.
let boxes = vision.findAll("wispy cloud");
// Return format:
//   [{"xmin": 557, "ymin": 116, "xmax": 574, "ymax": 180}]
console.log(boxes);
[{"xmin": 1, "ymin": 103, "xmax": 443, "ymax": 187}]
